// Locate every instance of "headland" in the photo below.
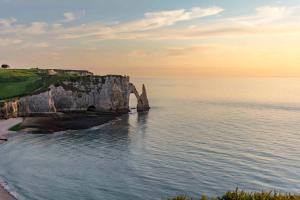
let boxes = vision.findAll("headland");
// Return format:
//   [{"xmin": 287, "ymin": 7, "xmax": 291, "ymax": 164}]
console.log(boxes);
[{"xmin": 0, "ymin": 68, "xmax": 150, "ymax": 133}]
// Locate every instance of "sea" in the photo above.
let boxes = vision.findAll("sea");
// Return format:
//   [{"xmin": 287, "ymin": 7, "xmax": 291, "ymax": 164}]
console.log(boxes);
[{"xmin": 0, "ymin": 77, "xmax": 300, "ymax": 200}]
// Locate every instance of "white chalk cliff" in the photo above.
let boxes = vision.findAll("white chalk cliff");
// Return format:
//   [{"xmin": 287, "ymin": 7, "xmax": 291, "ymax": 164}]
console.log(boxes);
[{"xmin": 0, "ymin": 75, "xmax": 150, "ymax": 119}]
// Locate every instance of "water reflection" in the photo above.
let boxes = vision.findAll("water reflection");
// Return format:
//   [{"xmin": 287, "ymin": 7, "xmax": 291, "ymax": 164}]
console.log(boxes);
[
  {"xmin": 1, "ymin": 78, "xmax": 300, "ymax": 200},
  {"xmin": 137, "ymin": 112, "xmax": 149, "ymax": 125},
  {"xmin": 56, "ymin": 115, "xmax": 133, "ymax": 149}
]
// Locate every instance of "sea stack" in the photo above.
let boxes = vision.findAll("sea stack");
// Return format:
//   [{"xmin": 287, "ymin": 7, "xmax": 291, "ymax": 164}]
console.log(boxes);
[{"xmin": 137, "ymin": 84, "xmax": 150, "ymax": 112}]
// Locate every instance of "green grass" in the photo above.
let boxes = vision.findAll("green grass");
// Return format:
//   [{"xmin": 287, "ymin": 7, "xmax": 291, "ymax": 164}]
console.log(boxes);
[
  {"xmin": 166, "ymin": 189, "xmax": 300, "ymax": 200},
  {"xmin": 0, "ymin": 68, "xmax": 84, "ymax": 100},
  {"xmin": 0, "ymin": 69, "xmax": 42, "ymax": 100},
  {"xmin": 8, "ymin": 123, "xmax": 23, "ymax": 131}
]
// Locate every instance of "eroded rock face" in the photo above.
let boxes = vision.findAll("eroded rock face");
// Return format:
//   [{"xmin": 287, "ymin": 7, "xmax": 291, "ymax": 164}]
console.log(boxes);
[
  {"xmin": 0, "ymin": 100, "xmax": 18, "ymax": 119},
  {"xmin": 137, "ymin": 84, "xmax": 150, "ymax": 112},
  {"xmin": 0, "ymin": 75, "xmax": 150, "ymax": 119}
]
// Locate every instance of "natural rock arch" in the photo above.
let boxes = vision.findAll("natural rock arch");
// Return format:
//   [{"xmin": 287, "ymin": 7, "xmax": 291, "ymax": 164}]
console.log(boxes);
[{"xmin": 129, "ymin": 83, "xmax": 150, "ymax": 112}]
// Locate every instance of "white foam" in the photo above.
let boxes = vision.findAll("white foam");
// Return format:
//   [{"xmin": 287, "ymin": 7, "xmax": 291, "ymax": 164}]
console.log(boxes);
[
  {"xmin": 0, "ymin": 178, "xmax": 19, "ymax": 200},
  {"xmin": 88, "ymin": 118, "xmax": 122, "ymax": 130}
]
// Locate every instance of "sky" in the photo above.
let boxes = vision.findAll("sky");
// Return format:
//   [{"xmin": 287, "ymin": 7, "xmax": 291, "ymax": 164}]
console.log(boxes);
[{"xmin": 0, "ymin": 0, "xmax": 300, "ymax": 77}]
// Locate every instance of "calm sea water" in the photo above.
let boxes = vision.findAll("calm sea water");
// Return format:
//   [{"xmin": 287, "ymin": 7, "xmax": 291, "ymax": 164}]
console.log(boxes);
[{"xmin": 1, "ymin": 77, "xmax": 300, "ymax": 200}]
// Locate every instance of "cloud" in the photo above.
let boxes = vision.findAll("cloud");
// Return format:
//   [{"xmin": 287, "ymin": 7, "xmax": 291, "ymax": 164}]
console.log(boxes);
[
  {"xmin": 24, "ymin": 22, "xmax": 48, "ymax": 35},
  {"xmin": 120, "ymin": 6, "xmax": 224, "ymax": 31},
  {"xmin": 256, "ymin": 6, "xmax": 295, "ymax": 18},
  {"xmin": 166, "ymin": 45, "xmax": 214, "ymax": 56},
  {"xmin": 0, "ymin": 38, "xmax": 22, "ymax": 46},
  {"xmin": 61, "ymin": 10, "xmax": 85, "ymax": 22},
  {"xmin": 0, "ymin": 18, "xmax": 16, "ymax": 27},
  {"xmin": 0, "ymin": 20, "xmax": 48, "ymax": 35},
  {"xmin": 0, "ymin": 5, "xmax": 299, "ymax": 50},
  {"xmin": 35, "ymin": 42, "xmax": 49, "ymax": 48},
  {"xmin": 0, "ymin": 7, "xmax": 223, "ymax": 41},
  {"xmin": 134, "ymin": 6, "xmax": 300, "ymax": 40},
  {"xmin": 54, "ymin": 6, "xmax": 223, "ymax": 40},
  {"xmin": 229, "ymin": 6, "xmax": 298, "ymax": 26},
  {"xmin": 54, "ymin": 5, "xmax": 300, "ymax": 41}
]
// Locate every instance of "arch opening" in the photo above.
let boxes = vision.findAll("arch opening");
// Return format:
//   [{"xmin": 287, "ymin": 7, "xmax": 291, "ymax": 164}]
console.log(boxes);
[
  {"xmin": 129, "ymin": 93, "xmax": 138, "ymax": 110},
  {"xmin": 87, "ymin": 105, "xmax": 96, "ymax": 112}
]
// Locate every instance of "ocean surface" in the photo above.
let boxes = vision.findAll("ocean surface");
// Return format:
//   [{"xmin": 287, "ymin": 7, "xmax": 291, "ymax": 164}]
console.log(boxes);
[{"xmin": 0, "ymin": 77, "xmax": 300, "ymax": 200}]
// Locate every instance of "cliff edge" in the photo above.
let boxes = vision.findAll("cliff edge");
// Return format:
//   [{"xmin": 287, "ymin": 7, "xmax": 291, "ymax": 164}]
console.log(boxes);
[{"xmin": 0, "ymin": 69, "xmax": 150, "ymax": 119}]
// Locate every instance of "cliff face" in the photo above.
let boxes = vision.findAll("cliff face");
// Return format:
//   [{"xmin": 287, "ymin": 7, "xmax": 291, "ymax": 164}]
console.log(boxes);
[{"xmin": 0, "ymin": 75, "xmax": 150, "ymax": 119}]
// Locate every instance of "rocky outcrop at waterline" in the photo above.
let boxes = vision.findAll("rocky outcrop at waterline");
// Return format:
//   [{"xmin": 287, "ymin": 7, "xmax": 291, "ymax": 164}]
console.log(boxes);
[
  {"xmin": 0, "ymin": 74, "xmax": 150, "ymax": 119},
  {"xmin": 137, "ymin": 84, "xmax": 150, "ymax": 112}
]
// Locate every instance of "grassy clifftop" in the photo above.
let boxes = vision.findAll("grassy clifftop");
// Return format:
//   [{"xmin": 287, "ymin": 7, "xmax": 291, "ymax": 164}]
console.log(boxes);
[
  {"xmin": 0, "ymin": 69, "xmax": 42, "ymax": 100},
  {"xmin": 0, "ymin": 68, "xmax": 94, "ymax": 100}
]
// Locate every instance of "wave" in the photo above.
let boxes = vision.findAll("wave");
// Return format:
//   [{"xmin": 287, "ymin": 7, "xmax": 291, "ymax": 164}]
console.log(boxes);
[
  {"xmin": 49, "ymin": 117, "xmax": 124, "ymax": 135},
  {"xmin": 87, "ymin": 117, "xmax": 123, "ymax": 130},
  {"xmin": 0, "ymin": 177, "xmax": 19, "ymax": 200}
]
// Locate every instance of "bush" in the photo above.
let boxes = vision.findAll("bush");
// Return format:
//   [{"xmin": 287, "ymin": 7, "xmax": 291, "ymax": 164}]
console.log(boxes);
[
  {"xmin": 9, "ymin": 123, "xmax": 22, "ymax": 131},
  {"xmin": 1, "ymin": 64, "xmax": 10, "ymax": 68},
  {"xmin": 167, "ymin": 189, "xmax": 300, "ymax": 200}
]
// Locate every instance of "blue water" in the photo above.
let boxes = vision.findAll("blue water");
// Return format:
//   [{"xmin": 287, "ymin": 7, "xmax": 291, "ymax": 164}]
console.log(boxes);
[{"xmin": 1, "ymin": 78, "xmax": 300, "ymax": 200}]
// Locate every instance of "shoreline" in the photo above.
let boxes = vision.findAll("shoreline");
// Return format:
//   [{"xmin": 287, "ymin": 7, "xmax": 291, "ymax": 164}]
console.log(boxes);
[
  {"xmin": 0, "ymin": 118, "xmax": 22, "ymax": 200},
  {"xmin": 0, "ymin": 118, "xmax": 23, "ymax": 141},
  {"xmin": 0, "ymin": 181, "xmax": 18, "ymax": 200},
  {"xmin": 0, "ymin": 114, "xmax": 120, "ymax": 199}
]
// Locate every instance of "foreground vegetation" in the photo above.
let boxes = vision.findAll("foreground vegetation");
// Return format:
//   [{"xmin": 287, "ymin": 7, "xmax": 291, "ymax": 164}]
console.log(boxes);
[
  {"xmin": 8, "ymin": 123, "xmax": 23, "ymax": 131},
  {"xmin": 167, "ymin": 189, "xmax": 300, "ymax": 200}
]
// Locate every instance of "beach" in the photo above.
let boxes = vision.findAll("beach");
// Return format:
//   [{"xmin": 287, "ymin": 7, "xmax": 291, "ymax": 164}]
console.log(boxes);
[
  {"xmin": 0, "ymin": 118, "xmax": 22, "ymax": 200},
  {"xmin": 0, "ymin": 118, "xmax": 22, "ymax": 140},
  {"xmin": 0, "ymin": 184, "xmax": 17, "ymax": 200}
]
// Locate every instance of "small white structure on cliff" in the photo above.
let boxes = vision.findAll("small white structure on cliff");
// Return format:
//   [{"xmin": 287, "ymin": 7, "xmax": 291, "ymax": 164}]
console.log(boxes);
[{"xmin": 46, "ymin": 69, "xmax": 93, "ymax": 76}]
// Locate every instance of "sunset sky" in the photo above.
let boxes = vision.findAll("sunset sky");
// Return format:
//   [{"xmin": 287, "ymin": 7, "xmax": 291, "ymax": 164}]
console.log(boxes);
[{"xmin": 1, "ymin": 0, "xmax": 300, "ymax": 77}]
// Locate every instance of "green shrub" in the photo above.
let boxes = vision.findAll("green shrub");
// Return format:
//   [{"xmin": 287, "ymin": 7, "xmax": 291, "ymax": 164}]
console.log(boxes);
[
  {"xmin": 8, "ymin": 123, "xmax": 22, "ymax": 131},
  {"xmin": 167, "ymin": 189, "xmax": 300, "ymax": 200}
]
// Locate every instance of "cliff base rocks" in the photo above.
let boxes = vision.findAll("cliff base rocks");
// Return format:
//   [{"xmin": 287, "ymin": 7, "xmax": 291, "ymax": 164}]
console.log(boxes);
[{"xmin": 19, "ymin": 112, "xmax": 122, "ymax": 133}]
